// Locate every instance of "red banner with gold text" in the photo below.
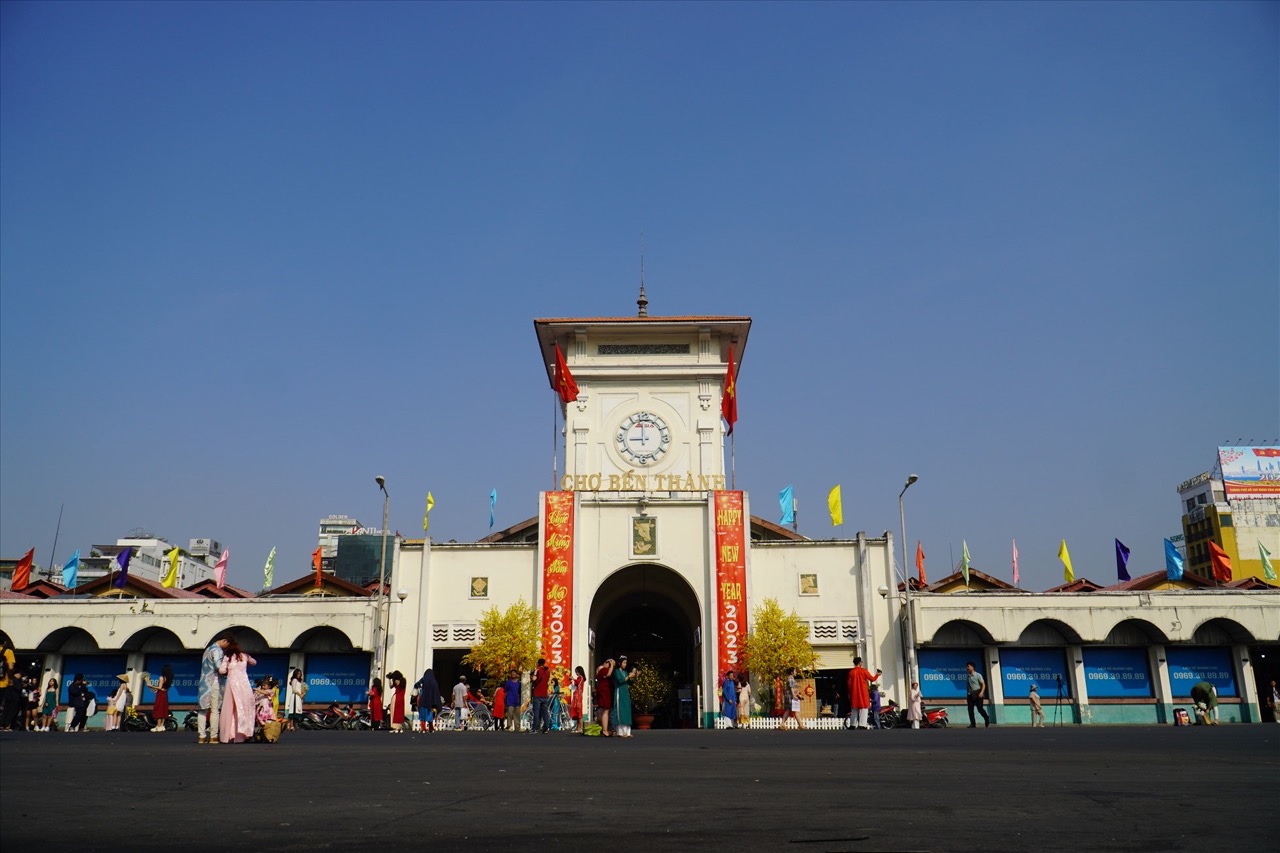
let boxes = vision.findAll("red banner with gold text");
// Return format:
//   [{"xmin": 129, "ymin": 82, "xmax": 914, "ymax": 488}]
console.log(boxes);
[
  {"xmin": 714, "ymin": 491, "xmax": 747, "ymax": 678},
  {"xmin": 541, "ymin": 491, "xmax": 575, "ymax": 681}
]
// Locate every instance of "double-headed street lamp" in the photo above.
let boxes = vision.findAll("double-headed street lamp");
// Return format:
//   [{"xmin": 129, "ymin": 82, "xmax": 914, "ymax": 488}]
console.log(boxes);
[
  {"xmin": 899, "ymin": 473, "xmax": 919, "ymax": 703},
  {"xmin": 373, "ymin": 475, "xmax": 390, "ymax": 683}
]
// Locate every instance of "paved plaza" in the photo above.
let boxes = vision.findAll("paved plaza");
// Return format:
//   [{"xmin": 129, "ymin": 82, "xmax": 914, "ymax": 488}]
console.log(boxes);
[{"xmin": 1, "ymin": 725, "xmax": 1275, "ymax": 852}]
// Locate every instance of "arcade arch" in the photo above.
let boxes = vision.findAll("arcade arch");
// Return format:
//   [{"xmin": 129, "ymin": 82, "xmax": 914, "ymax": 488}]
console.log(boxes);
[{"xmin": 589, "ymin": 564, "xmax": 701, "ymax": 727}]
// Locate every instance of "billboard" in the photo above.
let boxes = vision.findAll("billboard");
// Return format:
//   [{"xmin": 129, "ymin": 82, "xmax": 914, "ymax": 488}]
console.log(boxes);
[
  {"xmin": 1217, "ymin": 446, "xmax": 1280, "ymax": 499},
  {"xmin": 1082, "ymin": 647, "xmax": 1153, "ymax": 698},
  {"xmin": 917, "ymin": 649, "xmax": 975, "ymax": 699},
  {"xmin": 1166, "ymin": 647, "xmax": 1237, "ymax": 697},
  {"xmin": 1001, "ymin": 648, "xmax": 1071, "ymax": 699}
]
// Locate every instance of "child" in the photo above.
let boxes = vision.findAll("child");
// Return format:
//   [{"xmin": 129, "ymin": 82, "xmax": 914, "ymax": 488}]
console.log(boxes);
[
  {"xmin": 869, "ymin": 683, "xmax": 883, "ymax": 729},
  {"xmin": 253, "ymin": 679, "xmax": 275, "ymax": 724},
  {"xmin": 368, "ymin": 677, "xmax": 384, "ymax": 731}
]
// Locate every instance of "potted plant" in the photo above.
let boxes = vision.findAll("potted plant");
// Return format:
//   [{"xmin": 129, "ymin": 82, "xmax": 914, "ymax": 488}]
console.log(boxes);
[{"xmin": 627, "ymin": 659, "xmax": 674, "ymax": 730}]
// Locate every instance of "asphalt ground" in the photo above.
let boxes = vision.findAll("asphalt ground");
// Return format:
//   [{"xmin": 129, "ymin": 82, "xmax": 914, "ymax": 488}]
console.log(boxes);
[{"xmin": 1, "ymin": 723, "xmax": 1275, "ymax": 853}]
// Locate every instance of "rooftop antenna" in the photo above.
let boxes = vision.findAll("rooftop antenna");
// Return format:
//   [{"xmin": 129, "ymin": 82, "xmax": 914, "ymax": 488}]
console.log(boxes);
[{"xmin": 637, "ymin": 232, "xmax": 648, "ymax": 317}]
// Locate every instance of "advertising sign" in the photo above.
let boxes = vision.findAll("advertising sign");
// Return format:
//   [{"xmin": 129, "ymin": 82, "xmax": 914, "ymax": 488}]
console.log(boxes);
[
  {"xmin": 1001, "ymin": 648, "xmax": 1071, "ymax": 699},
  {"xmin": 1166, "ymin": 647, "xmax": 1237, "ymax": 697},
  {"xmin": 917, "ymin": 649, "xmax": 974, "ymax": 699},
  {"xmin": 61, "ymin": 654, "xmax": 128, "ymax": 705},
  {"xmin": 1217, "ymin": 446, "xmax": 1280, "ymax": 499},
  {"xmin": 304, "ymin": 653, "xmax": 371, "ymax": 704},
  {"xmin": 541, "ymin": 491, "xmax": 575, "ymax": 682},
  {"xmin": 714, "ymin": 491, "xmax": 748, "ymax": 677},
  {"xmin": 1082, "ymin": 647, "xmax": 1153, "ymax": 698},
  {"xmin": 141, "ymin": 654, "xmax": 202, "ymax": 705}
]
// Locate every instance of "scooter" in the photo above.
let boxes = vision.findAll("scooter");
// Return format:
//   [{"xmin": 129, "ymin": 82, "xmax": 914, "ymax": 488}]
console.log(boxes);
[
  {"xmin": 922, "ymin": 706, "xmax": 949, "ymax": 728},
  {"xmin": 183, "ymin": 710, "xmax": 199, "ymax": 732},
  {"xmin": 123, "ymin": 708, "xmax": 178, "ymax": 732},
  {"xmin": 300, "ymin": 706, "xmax": 348, "ymax": 730}
]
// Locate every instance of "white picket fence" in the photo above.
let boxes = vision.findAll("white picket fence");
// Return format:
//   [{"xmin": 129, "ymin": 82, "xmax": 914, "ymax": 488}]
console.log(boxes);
[{"xmin": 714, "ymin": 716, "xmax": 847, "ymax": 730}]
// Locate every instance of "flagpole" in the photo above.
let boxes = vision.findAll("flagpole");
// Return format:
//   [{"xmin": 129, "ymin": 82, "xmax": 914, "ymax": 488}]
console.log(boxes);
[
  {"xmin": 552, "ymin": 389, "xmax": 559, "ymax": 491},
  {"xmin": 45, "ymin": 502, "xmax": 64, "ymax": 582},
  {"xmin": 730, "ymin": 433, "xmax": 736, "ymax": 490}
]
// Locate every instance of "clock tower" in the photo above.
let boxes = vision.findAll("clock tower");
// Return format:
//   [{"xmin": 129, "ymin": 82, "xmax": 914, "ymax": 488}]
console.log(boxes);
[{"xmin": 534, "ymin": 302, "xmax": 750, "ymax": 492}]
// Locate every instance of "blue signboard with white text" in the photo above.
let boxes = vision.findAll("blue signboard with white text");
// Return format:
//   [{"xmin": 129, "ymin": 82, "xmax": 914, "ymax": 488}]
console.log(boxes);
[
  {"xmin": 1082, "ymin": 647, "xmax": 1153, "ymax": 698},
  {"xmin": 1166, "ymin": 647, "xmax": 1237, "ymax": 697},
  {"xmin": 1001, "ymin": 648, "xmax": 1071, "ymax": 698},
  {"xmin": 141, "ymin": 654, "xmax": 202, "ymax": 705},
  {"xmin": 917, "ymin": 649, "xmax": 977, "ymax": 699},
  {"xmin": 304, "ymin": 653, "xmax": 371, "ymax": 704},
  {"xmin": 61, "ymin": 654, "xmax": 129, "ymax": 706}
]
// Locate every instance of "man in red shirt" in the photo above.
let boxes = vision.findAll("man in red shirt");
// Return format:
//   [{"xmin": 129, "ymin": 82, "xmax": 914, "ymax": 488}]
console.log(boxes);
[
  {"xmin": 847, "ymin": 657, "xmax": 880, "ymax": 730},
  {"xmin": 530, "ymin": 658, "xmax": 550, "ymax": 734}
]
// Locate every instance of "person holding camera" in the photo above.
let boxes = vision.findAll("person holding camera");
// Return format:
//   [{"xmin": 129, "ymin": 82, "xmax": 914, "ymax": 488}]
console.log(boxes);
[{"xmin": 846, "ymin": 657, "xmax": 880, "ymax": 730}]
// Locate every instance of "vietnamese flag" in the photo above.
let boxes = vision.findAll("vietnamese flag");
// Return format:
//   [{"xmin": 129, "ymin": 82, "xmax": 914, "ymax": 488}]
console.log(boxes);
[
  {"xmin": 1208, "ymin": 541, "xmax": 1233, "ymax": 583},
  {"xmin": 722, "ymin": 344, "xmax": 738, "ymax": 434},
  {"xmin": 553, "ymin": 343, "xmax": 579, "ymax": 404},
  {"xmin": 12, "ymin": 547, "xmax": 34, "ymax": 591}
]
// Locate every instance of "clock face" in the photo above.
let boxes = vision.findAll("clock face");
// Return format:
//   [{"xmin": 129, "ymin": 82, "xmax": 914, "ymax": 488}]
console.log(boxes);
[{"xmin": 616, "ymin": 411, "xmax": 672, "ymax": 466}]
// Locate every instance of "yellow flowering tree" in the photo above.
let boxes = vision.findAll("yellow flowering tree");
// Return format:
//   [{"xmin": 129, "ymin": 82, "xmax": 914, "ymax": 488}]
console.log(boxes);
[
  {"xmin": 462, "ymin": 599, "xmax": 542, "ymax": 680},
  {"xmin": 742, "ymin": 597, "xmax": 818, "ymax": 686}
]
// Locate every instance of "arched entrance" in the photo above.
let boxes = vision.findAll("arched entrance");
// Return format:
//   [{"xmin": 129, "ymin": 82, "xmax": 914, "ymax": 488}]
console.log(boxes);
[{"xmin": 590, "ymin": 564, "xmax": 701, "ymax": 728}]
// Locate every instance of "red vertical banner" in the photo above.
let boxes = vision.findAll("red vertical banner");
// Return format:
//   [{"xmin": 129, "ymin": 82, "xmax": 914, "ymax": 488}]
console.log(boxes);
[
  {"xmin": 714, "ymin": 491, "xmax": 747, "ymax": 678},
  {"xmin": 541, "ymin": 491, "xmax": 575, "ymax": 681}
]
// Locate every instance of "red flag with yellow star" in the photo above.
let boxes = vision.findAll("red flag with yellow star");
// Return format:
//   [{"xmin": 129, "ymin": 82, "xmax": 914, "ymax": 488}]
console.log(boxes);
[
  {"xmin": 553, "ymin": 343, "xmax": 579, "ymax": 404},
  {"xmin": 722, "ymin": 344, "xmax": 738, "ymax": 434}
]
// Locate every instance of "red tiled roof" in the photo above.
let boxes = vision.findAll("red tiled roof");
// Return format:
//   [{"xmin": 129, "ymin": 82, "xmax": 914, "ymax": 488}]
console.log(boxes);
[{"xmin": 1102, "ymin": 570, "xmax": 1214, "ymax": 591}]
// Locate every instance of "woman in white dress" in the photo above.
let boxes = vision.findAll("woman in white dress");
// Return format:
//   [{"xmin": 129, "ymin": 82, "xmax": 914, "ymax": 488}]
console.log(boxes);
[
  {"xmin": 285, "ymin": 668, "xmax": 306, "ymax": 730},
  {"xmin": 907, "ymin": 681, "xmax": 923, "ymax": 730}
]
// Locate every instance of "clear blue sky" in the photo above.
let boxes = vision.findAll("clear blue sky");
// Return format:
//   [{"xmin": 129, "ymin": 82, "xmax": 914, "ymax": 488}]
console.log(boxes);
[{"xmin": 2, "ymin": 1, "xmax": 1276, "ymax": 592}]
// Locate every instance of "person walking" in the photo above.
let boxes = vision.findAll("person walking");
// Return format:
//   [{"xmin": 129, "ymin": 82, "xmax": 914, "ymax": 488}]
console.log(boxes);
[
  {"xmin": 721, "ymin": 670, "xmax": 738, "ymax": 728},
  {"xmin": 613, "ymin": 656, "xmax": 634, "ymax": 738},
  {"xmin": 284, "ymin": 669, "xmax": 306, "ymax": 731},
  {"xmin": 143, "ymin": 665, "xmax": 174, "ymax": 732},
  {"xmin": 782, "ymin": 667, "xmax": 806, "ymax": 731},
  {"xmin": 846, "ymin": 658, "xmax": 879, "ymax": 730},
  {"xmin": 965, "ymin": 661, "xmax": 990, "ymax": 728},
  {"xmin": 569, "ymin": 666, "xmax": 586, "ymax": 733},
  {"xmin": 413, "ymin": 669, "xmax": 441, "ymax": 732},
  {"xmin": 530, "ymin": 658, "xmax": 551, "ymax": 733},
  {"xmin": 503, "ymin": 671, "xmax": 521, "ymax": 731},
  {"xmin": 451, "ymin": 676, "xmax": 469, "ymax": 731},
  {"xmin": 595, "ymin": 659, "xmax": 615, "ymax": 736},
  {"xmin": 197, "ymin": 634, "xmax": 230, "ymax": 744},
  {"xmin": 737, "ymin": 675, "xmax": 752, "ymax": 728},
  {"xmin": 907, "ymin": 681, "xmax": 923, "ymax": 730},
  {"xmin": 217, "ymin": 638, "xmax": 257, "ymax": 743},
  {"xmin": 1028, "ymin": 683, "xmax": 1045, "ymax": 727}
]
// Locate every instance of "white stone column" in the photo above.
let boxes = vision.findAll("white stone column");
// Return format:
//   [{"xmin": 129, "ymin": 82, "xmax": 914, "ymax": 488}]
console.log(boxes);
[
  {"xmin": 1067, "ymin": 645, "xmax": 1088, "ymax": 724},
  {"xmin": 1235, "ymin": 644, "xmax": 1258, "ymax": 723},
  {"xmin": 1150, "ymin": 646, "xmax": 1173, "ymax": 723},
  {"xmin": 985, "ymin": 646, "xmax": 1005, "ymax": 722}
]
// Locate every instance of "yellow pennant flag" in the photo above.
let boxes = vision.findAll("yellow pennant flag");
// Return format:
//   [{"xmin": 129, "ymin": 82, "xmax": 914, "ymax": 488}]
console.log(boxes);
[
  {"xmin": 1058, "ymin": 539, "xmax": 1074, "ymax": 583},
  {"xmin": 424, "ymin": 492, "xmax": 435, "ymax": 531},
  {"xmin": 161, "ymin": 547, "xmax": 180, "ymax": 588},
  {"xmin": 827, "ymin": 485, "xmax": 843, "ymax": 526}
]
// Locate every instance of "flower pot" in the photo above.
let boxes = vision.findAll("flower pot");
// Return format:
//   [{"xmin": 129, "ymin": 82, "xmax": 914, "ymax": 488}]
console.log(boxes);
[{"xmin": 634, "ymin": 713, "xmax": 656, "ymax": 730}]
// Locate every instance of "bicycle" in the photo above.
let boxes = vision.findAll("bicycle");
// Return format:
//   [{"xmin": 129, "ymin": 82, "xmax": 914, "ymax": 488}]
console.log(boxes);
[{"xmin": 521, "ymin": 698, "xmax": 572, "ymax": 732}]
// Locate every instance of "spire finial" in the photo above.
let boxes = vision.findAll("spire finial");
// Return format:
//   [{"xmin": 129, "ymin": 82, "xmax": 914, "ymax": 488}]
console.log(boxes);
[{"xmin": 637, "ymin": 232, "xmax": 648, "ymax": 317}]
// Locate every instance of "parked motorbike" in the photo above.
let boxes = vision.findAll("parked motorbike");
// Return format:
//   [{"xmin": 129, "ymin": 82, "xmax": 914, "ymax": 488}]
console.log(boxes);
[
  {"xmin": 922, "ymin": 706, "xmax": 949, "ymax": 728},
  {"xmin": 876, "ymin": 699, "xmax": 902, "ymax": 729},
  {"xmin": 300, "ymin": 705, "xmax": 348, "ymax": 730},
  {"xmin": 183, "ymin": 710, "xmax": 199, "ymax": 732},
  {"xmin": 123, "ymin": 708, "xmax": 178, "ymax": 732}
]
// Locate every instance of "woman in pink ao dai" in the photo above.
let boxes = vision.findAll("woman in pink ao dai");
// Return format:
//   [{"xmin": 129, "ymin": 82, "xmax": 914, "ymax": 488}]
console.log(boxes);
[{"xmin": 217, "ymin": 638, "xmax": 257, "ymax": 743}]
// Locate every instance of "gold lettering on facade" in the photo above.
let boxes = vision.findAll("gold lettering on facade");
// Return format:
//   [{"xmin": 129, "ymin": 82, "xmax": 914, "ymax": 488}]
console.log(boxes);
[{"xmin": 547, "ymin": 557, "xmax": 570, "ymax": 575}]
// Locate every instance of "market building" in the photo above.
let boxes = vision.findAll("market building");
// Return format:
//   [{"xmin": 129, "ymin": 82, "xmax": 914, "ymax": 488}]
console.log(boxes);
[{"xmin": 2, "ymin": 308, "xmax": 1277, "ymax": 727}]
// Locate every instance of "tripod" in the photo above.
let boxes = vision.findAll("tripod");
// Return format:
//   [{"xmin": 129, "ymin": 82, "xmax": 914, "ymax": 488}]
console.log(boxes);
[{"xmin": 1053, "ymin": 674, "xmax": 1065, "ymax": 726}]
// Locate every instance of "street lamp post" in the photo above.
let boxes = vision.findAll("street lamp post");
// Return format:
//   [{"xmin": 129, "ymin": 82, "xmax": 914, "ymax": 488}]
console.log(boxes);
[
  {"xmin": 373, "ymin": 475, "xmax": 390, "ymax": 684},
  {"xmin": 898, "ymin": 473, "xmax": 919, "ymax": 721}
]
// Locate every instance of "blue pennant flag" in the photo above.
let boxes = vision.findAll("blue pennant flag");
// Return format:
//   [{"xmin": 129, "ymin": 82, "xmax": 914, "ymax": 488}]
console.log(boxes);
[
  {"xmin": 112, "ymin": 546, "xmax": 133, "ymax": 589},
  {"xmin": 1115, "ymin": 539, "xmax": 1131, "ymax": 582},
  {"xmin": 1164, "ymin": 538, "xmax": 1184, "ymax": 581},
  {"xmin": 62, "ymin": 550, "xmax": 80, "ymax": 589},
  {"xmin": 489, "ymin": 488, "xmax": 497, "ymax": 529},
  {"xmin": 779, "ymin": 485, "xmax": 794, "ymax": 525}
]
